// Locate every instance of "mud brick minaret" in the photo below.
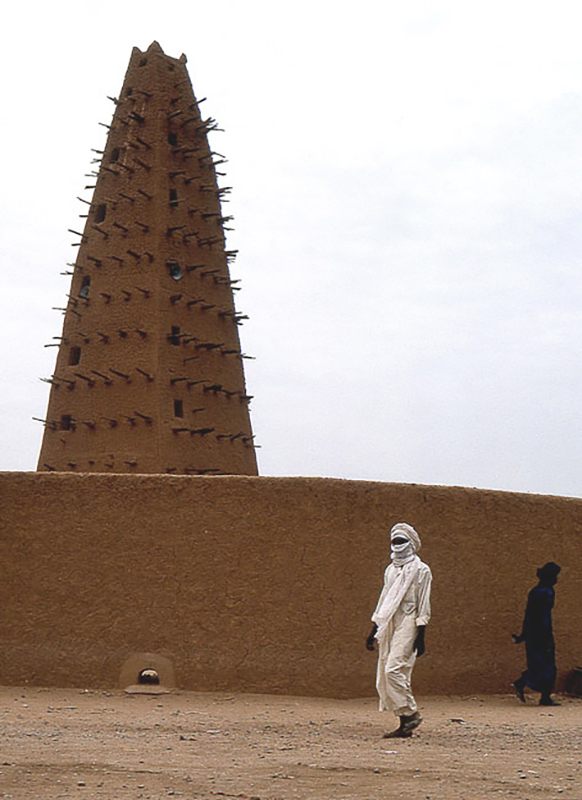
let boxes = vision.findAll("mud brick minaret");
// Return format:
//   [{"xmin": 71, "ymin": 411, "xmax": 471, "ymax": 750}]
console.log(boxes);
[{"xmin": 37, "ymin": 42, "xmax": 258, "ymax": 476}]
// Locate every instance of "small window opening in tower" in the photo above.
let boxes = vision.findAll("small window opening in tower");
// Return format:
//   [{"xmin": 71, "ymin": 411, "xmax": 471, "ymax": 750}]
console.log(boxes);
[
  {"xmin": 167, "ymin": 260, "xmax": 182, "ymax": 281},
  {"xmin": 60, "ymin": 414, "xmax": 72, "ymax": 431},
  {"xmin": 138, "ymin": 669, "xmax": 160, "ymax": 685},
  {"xmin": 174, "ymin": 399, "xmax": 184, "ymax": 418},
  {"xmin": 168, "ymin": 132, "xmax": 178, "ymax": 147},
  {"xmin": 110, "ymin": 147, "xmax": 120, "ymax": 164},
  {"xmin": 79, "ymin": 276, "xmax": 91, "ymax": 298},
  {"xmin": 68, "ymin": 346, "xmax": 81, "ymax": 366},
  {"xmin": 169, "ymin": 189, "xmax": 179, "ymax": 208},
  {"xmin": 139, "ymin": 58, "xmax": 148, "ymax": 67},
  {"xmin": 94, "ymin": 203, "xmax": 107, "ymax": 223},
  {"xmin": 126, "ymin": 87, "xmax": 133, "ymax": 96},
  {"xmin": 169, "ymin": 326, "xmax": 181, "ymax": 346}
]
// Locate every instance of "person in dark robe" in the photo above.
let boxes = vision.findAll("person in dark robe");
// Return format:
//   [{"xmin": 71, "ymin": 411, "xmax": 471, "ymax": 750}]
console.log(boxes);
[{"xmin": 512, "ymin": 562, "xmax": 561, "ymax": 706}]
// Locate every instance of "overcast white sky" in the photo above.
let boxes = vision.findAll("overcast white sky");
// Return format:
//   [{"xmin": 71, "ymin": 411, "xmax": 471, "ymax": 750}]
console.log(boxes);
[{"xmin": 1, "ymin": 0, "xmax": 581, "ymax": 497}]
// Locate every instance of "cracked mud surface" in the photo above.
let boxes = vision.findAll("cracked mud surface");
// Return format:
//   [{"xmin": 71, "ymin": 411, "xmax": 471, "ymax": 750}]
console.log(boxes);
[{"xmin": 0, "ymin": 687, "xmax": 580, "ymax": 799}]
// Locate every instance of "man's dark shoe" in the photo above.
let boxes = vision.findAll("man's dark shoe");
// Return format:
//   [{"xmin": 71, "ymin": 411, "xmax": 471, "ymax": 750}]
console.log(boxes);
[
  {"xmin": 512, "ymin": 681, "xmax": 526, "ymax": 703},
  {"xmin": 382, "ymin": 728, "xmax": 413, "ymax": 739},
  {"xmin": 539, "ymin": 697, "xmax": 560, "ymax": 706},
  {"xmin": 401, "ymin": 711, "xmax": 423, "ymax": 733}
]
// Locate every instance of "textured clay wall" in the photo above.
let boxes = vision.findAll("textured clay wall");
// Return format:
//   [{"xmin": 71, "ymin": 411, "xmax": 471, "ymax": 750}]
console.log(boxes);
[{"xmin": 1, "ymin": 473, "xmax": 580, "ymax": 696}]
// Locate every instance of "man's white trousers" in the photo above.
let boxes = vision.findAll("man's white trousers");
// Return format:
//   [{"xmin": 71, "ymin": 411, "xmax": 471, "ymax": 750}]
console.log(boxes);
[{"xmin": 376, "ymin": 609, "xmax": 418, "ymax": 717}]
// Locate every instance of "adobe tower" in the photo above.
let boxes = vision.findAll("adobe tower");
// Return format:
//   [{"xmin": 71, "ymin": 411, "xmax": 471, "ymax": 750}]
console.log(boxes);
[{"xmin": 37, "ymin": 42, "xmax": 258, "ymax": 476}]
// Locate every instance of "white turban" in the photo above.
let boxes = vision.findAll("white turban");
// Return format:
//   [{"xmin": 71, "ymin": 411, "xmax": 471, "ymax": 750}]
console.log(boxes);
[{"xmin": 390, "ymin": 522, "xmax": 421, "ymax": 552}]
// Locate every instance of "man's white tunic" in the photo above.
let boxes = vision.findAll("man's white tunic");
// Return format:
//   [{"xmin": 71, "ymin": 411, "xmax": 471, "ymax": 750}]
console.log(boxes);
[{"xmin": 372, "ymin": 558, "xmax": 432, "ymax": 715}]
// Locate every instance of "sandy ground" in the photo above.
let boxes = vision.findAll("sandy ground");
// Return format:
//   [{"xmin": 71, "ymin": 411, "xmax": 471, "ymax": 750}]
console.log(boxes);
[{"xmin": 0, "ymin": 686, "xmax": 580, "ymax": 800}]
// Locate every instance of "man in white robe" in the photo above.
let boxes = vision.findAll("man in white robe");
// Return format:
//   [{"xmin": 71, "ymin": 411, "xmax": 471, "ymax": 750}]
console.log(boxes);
[{"xmin": 366, "ymin": 522, "xmax": 432, "ymax": 738}]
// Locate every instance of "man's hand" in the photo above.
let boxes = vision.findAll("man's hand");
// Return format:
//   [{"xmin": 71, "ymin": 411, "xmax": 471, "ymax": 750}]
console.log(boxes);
[
  {"xmin": 366, "ymin": 623, "xmax": 378, "ymax": 651},
  {"xmin": 413, "ymin": 626, "xmax": 426, "ymax": 657}
]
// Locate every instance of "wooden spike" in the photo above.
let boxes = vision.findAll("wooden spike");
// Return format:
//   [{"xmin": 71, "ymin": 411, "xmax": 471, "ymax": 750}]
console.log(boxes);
[
  {"xmin": 109, "ymin": 368, "xmax": 131, "ymax": 381},
  {"xmin": 136, "ymin": 368, "xmax": 154, "ymax": 381},
  {"xmin": 91, "ymin": 370, "xmax": 113, "ymax": 385},
  {"xmin": 134, "ymin": 156, "xmax": 151, "ymax": 171}
]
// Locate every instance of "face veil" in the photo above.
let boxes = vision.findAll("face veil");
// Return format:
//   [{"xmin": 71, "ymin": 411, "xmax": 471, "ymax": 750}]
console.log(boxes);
[{"xmin": 390, "ymin": 523, "xmax": 421, "ymax": 566}]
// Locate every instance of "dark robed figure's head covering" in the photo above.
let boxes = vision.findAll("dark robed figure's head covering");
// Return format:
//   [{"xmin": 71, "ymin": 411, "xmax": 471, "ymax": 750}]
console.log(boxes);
[{"xmin": 537, "ymin": 562, "xmax": 561, "ymax": 583}]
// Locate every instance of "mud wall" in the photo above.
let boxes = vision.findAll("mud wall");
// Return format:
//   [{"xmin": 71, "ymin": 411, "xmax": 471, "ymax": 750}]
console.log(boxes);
[{"xmin": 1, "ymin": 473, "xmax": 580, "ymax": 696}]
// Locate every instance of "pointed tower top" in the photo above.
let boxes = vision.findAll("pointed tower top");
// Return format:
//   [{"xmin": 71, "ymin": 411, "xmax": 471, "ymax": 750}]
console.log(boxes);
[
  {"xmin": 130, "ymin": 42, "xmax": 180, "ymax": 62},
  {"xmin": 145, "ymin": 41, "xmax": 165, "ymax": 55}
]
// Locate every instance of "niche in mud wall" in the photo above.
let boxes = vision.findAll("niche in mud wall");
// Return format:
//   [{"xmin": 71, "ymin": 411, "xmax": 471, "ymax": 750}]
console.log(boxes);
[{"xmin": 120, "ymin": 652, "xmax": 176, "ymax": 691}]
